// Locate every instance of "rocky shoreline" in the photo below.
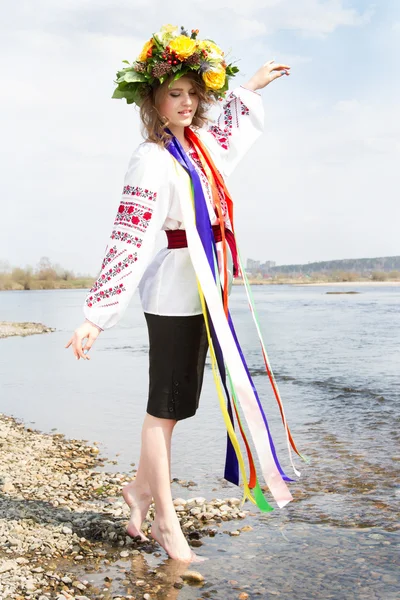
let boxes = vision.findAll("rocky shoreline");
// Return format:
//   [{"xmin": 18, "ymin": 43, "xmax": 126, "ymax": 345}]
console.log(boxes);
[
  {"xmin": 0, "ymin": 322, "xmax": 55, "ymax": 339},
  {"xmin": 0, "ymin": 414, "xmax": 250, "ymax": 599}
]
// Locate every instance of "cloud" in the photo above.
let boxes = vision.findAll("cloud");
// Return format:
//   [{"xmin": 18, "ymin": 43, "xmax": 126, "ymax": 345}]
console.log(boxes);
[
  {"xmin": 1, "ymin": 0, "xmax": 397, "ymax": 271},
  {"xmin": 1, "ymin": 0, "xmax": 373, "ymax": 39},
  {"xmin": 334, "ymin": 99, "xmax": 361, "ymax": 113}
]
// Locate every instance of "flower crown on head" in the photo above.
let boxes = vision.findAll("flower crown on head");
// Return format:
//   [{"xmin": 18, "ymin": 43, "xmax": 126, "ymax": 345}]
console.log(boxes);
[{"xmin": 112, "ymin": 24, "xmax": 239, "ymax": 106}]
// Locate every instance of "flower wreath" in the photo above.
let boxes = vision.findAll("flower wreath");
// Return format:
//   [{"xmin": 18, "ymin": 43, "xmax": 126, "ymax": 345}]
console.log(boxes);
[{"xmin": 112, "ymin": 24, "xmax": 239, "ymax": 106}]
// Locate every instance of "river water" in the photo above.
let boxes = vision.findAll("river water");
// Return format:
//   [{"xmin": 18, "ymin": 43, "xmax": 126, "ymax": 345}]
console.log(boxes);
[{"xmin": 0, "ymin": 286, "xmax": 399, "ymax": 599}]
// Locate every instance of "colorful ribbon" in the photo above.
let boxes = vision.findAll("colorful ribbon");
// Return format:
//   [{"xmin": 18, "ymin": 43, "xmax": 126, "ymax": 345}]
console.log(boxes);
[{"xmin": 166, "ymin": 129, "xmax": 303, "ymax": 509}]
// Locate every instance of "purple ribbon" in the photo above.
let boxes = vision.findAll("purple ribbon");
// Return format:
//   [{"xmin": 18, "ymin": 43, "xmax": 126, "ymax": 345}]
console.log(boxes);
[{"xmin": 166, "ymin": 133, "xmax": 290, "ymax": 485}]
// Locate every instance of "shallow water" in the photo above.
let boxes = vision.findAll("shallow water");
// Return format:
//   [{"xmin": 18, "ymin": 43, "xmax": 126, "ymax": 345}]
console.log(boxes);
[{"xmin": 0, "ymin": 285, "xmax": 399, "ymax": 598}]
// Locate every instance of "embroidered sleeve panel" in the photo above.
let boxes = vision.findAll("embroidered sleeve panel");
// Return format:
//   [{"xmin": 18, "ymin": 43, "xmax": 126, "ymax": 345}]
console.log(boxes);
[
  {"xmin": 83, "ymin": 144, "xmax": 171, "ymax": 329},
  {"xmin": 205, "ymin": 86, "xmax": 264, "ymax": 178}
]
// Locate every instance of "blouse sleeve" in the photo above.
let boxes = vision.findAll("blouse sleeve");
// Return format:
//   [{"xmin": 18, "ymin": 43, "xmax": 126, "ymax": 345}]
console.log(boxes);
[
  {"xmin": 204, "ymin": 86, "xmax": 264, "ymax": 177},
  {"xmin": 83, "ymin": 143, "xmax": 171, "ymax": 330}
]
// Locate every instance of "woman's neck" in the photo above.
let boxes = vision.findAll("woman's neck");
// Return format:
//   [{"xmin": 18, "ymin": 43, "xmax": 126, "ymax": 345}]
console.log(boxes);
[{"xmin": 168, "ymin": 125, "xmax": 190, "ymax": 151}]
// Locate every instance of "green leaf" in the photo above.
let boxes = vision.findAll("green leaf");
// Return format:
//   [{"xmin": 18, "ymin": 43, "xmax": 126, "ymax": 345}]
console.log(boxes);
[
  {"xmin": 121, "ymin": 60, "xmax": 130, "ymax": 65},
  {"xmin": 171, "ymin": 63, "xmax": 183, "ymax": 73},
  {"xmin": 168, "ymin": 70, "xmax": 186, "ymax": 86},
  {"xmin": 124, "ymin": 71, "xmax": 147, "ymax": 83},
  {"xmin": 226, "ymin": 64, "xmax": 240, "ymax": 76},
  {"xmin": 112, "ymin": 88, "xmax": 128, "ymax": 99},
  {"xmin": 152, "ymin": 35, "xmax": 164, "ymax": 51}
]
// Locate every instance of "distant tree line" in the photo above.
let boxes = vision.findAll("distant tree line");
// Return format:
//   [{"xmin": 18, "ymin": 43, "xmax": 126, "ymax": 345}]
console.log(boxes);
[
  {"xmin": 245, "ymin": 255, "xmax": 400, "ymax": 282},
  {"xmin": 0, "ymin": 257, "xmax": 94, "ymax": 291}
]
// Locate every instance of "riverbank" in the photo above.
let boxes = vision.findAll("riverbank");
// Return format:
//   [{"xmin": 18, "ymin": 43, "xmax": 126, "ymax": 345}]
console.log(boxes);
[
  {"xmin": 0, "ymin": 413, "xmax": 250, "ymax": 600},
  {"xmin": 293, "ymin": 280, "xmax": 400, "ymax": 287},
  {"xmin": 233, "ymin": 279, "xmax": 400, "ymax": 286}
]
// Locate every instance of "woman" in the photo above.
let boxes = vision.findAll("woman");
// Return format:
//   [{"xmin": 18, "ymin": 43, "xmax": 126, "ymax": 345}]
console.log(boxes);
[{"xmin": 66, "ymin": 25, "xmax": 291, "ymax": 562}]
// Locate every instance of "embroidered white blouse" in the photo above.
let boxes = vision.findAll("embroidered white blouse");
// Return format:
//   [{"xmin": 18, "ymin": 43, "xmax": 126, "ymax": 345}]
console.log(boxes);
[{"xmin": 83, "ymin": 86, "xmax": 264, "ymax": 330}]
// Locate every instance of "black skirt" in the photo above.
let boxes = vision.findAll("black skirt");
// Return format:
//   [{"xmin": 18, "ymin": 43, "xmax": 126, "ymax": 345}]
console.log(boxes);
[{"xmin": 144, "ymin": 313, "xmax": 208, "ymax": 421}]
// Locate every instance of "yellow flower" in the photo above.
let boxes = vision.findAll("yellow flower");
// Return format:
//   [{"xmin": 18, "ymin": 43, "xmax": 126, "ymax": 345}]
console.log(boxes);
[
  {"xmin": 168, "ymin": 35, "xmax": 197, "ymax": 60},
  {"xmin": 198, "ymin": 40, "xmax": 224, "ymax": 59},
  {"xmin": 202, "ymin": 64, "xmax": 226, "ymax": 90},
  {"xmin": 138, "ymin": 39, "xmax": 154, "ymax": 62}
]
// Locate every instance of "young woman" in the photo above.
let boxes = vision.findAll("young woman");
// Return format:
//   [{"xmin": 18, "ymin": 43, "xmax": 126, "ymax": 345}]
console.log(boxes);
[{"xmin": 66, "ymin": 25, "xmax": 291, "ymax": 563}]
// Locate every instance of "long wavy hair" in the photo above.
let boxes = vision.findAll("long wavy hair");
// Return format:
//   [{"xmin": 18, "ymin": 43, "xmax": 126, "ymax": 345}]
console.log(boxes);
[{"xmin": 139, "ymin": 72, "xmax": 214, "ymax": 147}]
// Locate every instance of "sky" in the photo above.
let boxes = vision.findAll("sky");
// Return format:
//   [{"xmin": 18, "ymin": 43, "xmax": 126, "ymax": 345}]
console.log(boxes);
[{"xmin": 1, "ymin": 0, "xmax": 399, "ymax": 274}]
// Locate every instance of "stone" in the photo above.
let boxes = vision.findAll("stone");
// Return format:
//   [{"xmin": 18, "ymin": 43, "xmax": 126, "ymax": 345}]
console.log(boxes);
[
  {"xmin": 173, "ymin": 498, "xmax": 187, "ymax": 506},
  {"xmin": 182, "ymin": 571, "xmax": 205, "ymax": 584},
  {"xmin": 189, "ymin": 539, "xmax": 203, "ymax": 548},
  {"xmin": 229, "ymin": 530, "xmax": 240, "ymax": 536},
  {"xmin": 62, "ymin": 527, "xmax": 72, "ymax": 535},
  {"xmin": 120, "ymin": 551, "xmax": 129, "ymax": 558},
  {"xmin": 2, "ymin": 481, "xmax": 16, "ymax": 493},
  {"xmin": 0, "ymin": 560, "xmax": 17, "ymax": 574},
  {"xmin": 238, "ymin": 594, "xmax": 249, "ymax": 600}
]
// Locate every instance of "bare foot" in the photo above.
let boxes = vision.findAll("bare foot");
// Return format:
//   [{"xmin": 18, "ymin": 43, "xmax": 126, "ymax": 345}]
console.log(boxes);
[
  {"xmin": 122, "ymin": 482, "xmax": 152, "ymax": 542},
  {"xmin": 151, "ymin": 517, "xmax": 207, "ymax": 563}
]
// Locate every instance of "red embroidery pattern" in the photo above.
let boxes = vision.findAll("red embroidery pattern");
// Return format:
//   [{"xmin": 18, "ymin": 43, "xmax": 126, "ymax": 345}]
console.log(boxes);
[
  {"xmin": 111, "ymin": 230, "xmax": 142, "ymax": 248},
  {"xmin": 88, "ymin": 253, "xmax": 137, "ymax": 296},
  {"xmin": 209, "ymin": 93, "xmax": 250, "ymax": 151},
  {"xmin": 188, "ymin": 147, "xmax": 228, "ymax": 218},
  {"xmin": 241, "ymin": 102, "xmax": 250, "ymax": 116},
  {"xmin": 86, "ymin": 283, "xmax": 126, "ymax": 308},
  {"xmin": 101, "ymin": 246, "xmax": 125, "ymax": 271},
  {"xmin": 122, "ymin": 185, "xmax": 157, "ymax": 202},
  {"xmin": 114, "ymin": 201, "xmax": 153, "ymax": 233}
]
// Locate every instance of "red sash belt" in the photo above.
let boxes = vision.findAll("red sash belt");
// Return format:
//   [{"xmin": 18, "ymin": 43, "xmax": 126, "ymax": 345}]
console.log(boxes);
[{"xmin": 166, "ymin": 225, "xmax": 239, "ymax": 276}]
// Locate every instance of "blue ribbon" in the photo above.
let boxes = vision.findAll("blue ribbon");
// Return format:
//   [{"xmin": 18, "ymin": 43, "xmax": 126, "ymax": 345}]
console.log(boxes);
[{"xmin": 166, "ymin": 132, "xmax": 290, "ymax": 485}]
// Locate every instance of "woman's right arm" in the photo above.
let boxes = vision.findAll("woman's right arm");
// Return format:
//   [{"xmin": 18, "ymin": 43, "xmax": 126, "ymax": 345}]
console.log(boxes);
[{"xmin": 65, "ymin": 144, "xmax": 171, "ymax": 360}]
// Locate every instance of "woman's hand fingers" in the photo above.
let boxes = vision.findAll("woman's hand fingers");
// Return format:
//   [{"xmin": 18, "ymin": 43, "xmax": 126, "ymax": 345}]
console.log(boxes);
[
  {"xmin": 65, "ymin": 322, "xmax": 100, "ymax": 361},
  {"xmin": 82, "ymin": 333, "xmax": 98, "ymax": 360}
]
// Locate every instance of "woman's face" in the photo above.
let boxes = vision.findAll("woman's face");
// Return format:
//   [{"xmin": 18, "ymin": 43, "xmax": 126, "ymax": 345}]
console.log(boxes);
[{"xmin": 156, "ymin": 76, "xmax": 200, "ymax": 129}]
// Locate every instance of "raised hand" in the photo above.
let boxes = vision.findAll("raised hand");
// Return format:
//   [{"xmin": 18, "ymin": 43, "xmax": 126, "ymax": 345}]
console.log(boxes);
[{"xmin": 243, "ymin": 60, "xmax": 291, "ymax": 92}]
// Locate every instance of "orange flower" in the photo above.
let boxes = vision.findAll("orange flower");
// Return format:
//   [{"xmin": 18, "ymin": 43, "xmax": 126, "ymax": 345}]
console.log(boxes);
[{"xmin": 138, "ymin": 39, "xmax": 154, "ymax": 62}]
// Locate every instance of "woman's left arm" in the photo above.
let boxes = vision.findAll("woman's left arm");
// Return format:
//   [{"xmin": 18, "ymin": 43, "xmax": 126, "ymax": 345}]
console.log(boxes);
[{"xmin": 205, "ymin": 60, "xmax": 290, "ymax": 177}]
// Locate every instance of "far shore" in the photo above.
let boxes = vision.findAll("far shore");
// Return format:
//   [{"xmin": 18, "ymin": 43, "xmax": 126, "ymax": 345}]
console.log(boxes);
[
  {"xmin": 233, "ymin": 279, "xmax": 400, "ymax": 287},
  {"xmin": 291, "ymin": 280, "xmax": 400, "ymax": 287}
]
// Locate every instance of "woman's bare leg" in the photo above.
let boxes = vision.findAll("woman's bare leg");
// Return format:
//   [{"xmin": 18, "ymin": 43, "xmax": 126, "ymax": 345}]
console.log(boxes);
[
  {"xmin": 122, "ymin": 454, "xmax": 152, "ymax": 541},
  {"xmin": 122, "ymin": 413, "xmax": 174, "ymax": 541},
  {"xmin": 137, "ymin": 413, "xmax": 199, "ymax": 561}
]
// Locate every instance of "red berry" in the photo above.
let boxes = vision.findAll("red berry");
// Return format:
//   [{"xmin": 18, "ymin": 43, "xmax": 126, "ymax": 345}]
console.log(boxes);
[{"xmin": 168, "ymin": 60, "xmax": 172, "ymax": 64}]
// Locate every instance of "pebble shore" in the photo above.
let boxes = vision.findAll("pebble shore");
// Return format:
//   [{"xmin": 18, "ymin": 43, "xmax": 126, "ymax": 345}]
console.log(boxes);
[
  {"xmin": 0, "ymin": 414, "xmax": 249, "ymax": 599},
  {"xmin": 0, "ymin": 322, "xmax": 55, "ymax": 339}
]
